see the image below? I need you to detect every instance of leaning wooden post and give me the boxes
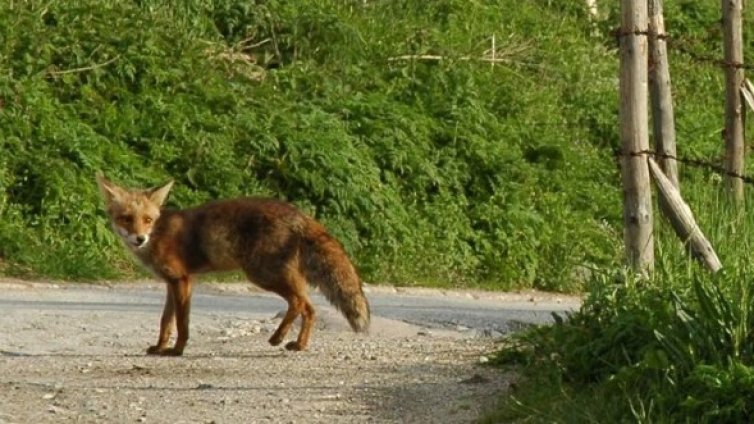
[586,0,599,19]
[620,0,654,275]
[648,0,679,189]
[722,0,745,204]
[743,79,754,112]
[648,158,723,272]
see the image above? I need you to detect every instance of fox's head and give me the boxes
[96,174,174,250]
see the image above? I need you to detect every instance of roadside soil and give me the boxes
[0,280,576,423]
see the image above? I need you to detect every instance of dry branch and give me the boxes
[201,40,266,82]
[387,54,514,64]
[47,56,120,77]
[389,38,532,66]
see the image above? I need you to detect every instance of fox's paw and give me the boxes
[146,345,184,356]
[146,345,168,355]
[160,347,184,356]
[268,334,284,346]
[284,341,306,351]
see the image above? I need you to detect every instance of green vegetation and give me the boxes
[1,0,627,287]
[487,191,754,422]
[479,0,754,419]
[0,1,744,291]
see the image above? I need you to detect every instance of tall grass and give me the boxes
[487,182,754,422]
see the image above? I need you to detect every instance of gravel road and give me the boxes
[0,279,579,423]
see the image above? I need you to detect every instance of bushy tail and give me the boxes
[300,220,370,333]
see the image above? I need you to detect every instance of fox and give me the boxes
[96,174,370,356]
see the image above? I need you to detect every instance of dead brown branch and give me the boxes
[47,55,120,77]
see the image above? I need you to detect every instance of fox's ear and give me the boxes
[96,173,125,203]
[147,180,174,207]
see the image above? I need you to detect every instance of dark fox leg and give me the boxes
[268,294,301,347]
[268,293,316,351]
[147,283,175,355]
[169,276,193,356]
[251,265,316,351]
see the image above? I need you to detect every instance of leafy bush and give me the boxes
[489,189,754,421]
[0,0,746,291]
[0,0,628,287]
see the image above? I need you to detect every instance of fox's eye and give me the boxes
[144,217,153,224]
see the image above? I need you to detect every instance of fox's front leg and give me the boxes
[170,276,193,356]
[147,283,175,355]
[147,276,192,356]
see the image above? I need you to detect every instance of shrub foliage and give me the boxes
[0,0,734,290]
[0,0,627,286]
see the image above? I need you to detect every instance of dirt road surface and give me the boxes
[0,280,579,423]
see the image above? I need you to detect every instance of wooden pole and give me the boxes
[722,0,745,204]
[648,0,679,189]
[620,0,654,274]
[648,158,722,273]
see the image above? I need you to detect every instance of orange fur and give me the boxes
[97,175,370,356]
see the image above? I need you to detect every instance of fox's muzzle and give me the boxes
[116,226,150,249]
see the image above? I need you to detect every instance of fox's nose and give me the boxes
[135,235,147,245]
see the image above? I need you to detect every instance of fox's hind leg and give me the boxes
[247,266,316,351]
[268,292,316,351]
[286,296,315,351]
[268,294,301,347]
